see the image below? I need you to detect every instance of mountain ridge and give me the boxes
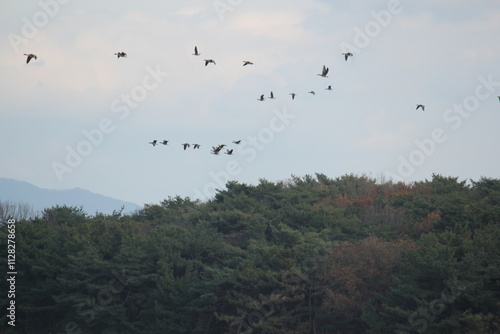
[0,178,141,215]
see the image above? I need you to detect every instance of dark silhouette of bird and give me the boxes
[211,145,223,155]
[193,144,201,149]
[269,91,276,99]
[416,104,425,111]
[114,52,127,58]
[233,140,241,144]
[160,140,169,145]
[308,91,315,96]
[342,52,353,61]
[204,59,216,66]
[24,53,37,63]
[182,143,191,150]
[193,46,201,56]
[289,93,296,100]
[243,60,253,66]
[258,94,265,101]
[325,85,332,90]
[149,140,158,146]
[318,65,329,78]
[225,149,234,155]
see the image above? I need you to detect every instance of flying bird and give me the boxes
[149,140,158,146]
[114,52,127,58]
[308,91,316,96]
[232,140,241,144]
[211,146,223,155]
[225,149,234,155]
[317,65,329,78]
[243,61,253,66]
[204,59,216,66]
[161,140,169,145]
[258,94,265,101]
[193,46,201,56]
[325,85,332,90]
[269,91,276,99]
[342,52,353,61]
[24,53,37,64]
[193,144,201,149]
[289,93,296,100]
[182,143,191,150]
[416,104,425,111]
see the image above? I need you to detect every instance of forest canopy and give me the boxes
[1,173,499,334]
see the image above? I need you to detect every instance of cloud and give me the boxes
[359,121,417,151]
[229,9,313,41]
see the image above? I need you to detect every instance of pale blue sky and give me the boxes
[1,0,499,206]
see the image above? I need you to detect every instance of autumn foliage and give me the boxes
[1,173,499,333]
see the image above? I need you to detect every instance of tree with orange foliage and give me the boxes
[320,236,416,331]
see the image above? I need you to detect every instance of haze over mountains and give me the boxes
[0,178,141,216]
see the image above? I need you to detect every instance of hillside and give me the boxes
[0,173,499,334]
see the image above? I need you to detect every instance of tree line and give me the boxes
[1,173,499,333]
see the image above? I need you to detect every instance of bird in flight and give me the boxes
[211,145,224,155]
[243,61,253,66]
[342,52,353,61]
[416,104,425,111]
[225,149,234,155]
[309,91,316,96]
[114,52,127,58]
[233,140,241,144]
[193,144,201,149]
[160,140,169,145]
[149,140,158,146]
[289,93,296,100]
[204,59,216,66]
[193,46,201,56]
[269,91,276,99]
[318,65,329,78]
[325,85,332,90]
[258,94,265,101]
[24,53,37,64]
[182,143,191,150]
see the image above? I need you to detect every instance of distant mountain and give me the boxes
[0,178,142,216]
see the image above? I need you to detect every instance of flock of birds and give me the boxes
[23,47,435,156]
[148,139,239,156]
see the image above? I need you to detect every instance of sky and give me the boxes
[1,0,499,206]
